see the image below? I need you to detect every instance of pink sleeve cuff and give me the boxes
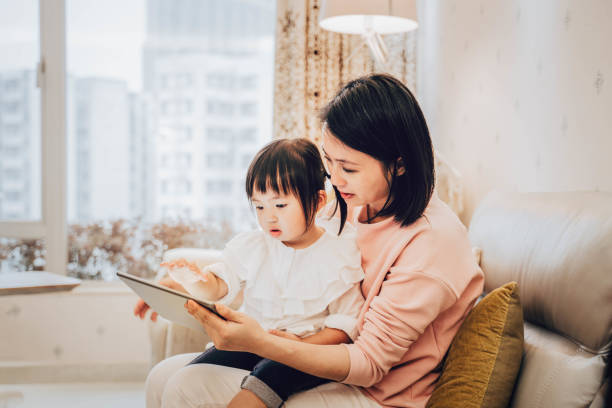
[341,343,370,386]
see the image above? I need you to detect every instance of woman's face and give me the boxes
[321,130,391,214]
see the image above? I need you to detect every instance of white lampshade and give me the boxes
[319,0,418,35]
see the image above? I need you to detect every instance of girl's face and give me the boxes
[322,130,392,215]
[251,189,322,249]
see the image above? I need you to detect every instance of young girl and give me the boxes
[158,138,365,408]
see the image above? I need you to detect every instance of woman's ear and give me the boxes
[395,158,406,176]
[316,190,327,212]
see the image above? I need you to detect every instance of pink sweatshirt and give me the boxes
[342,195,484,408]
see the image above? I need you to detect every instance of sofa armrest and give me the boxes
[147,317,211,369]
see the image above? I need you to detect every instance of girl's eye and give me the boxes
[255,206,264,211]
[343,168,357,174]
[275,204,287,208]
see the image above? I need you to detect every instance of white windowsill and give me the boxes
[0,272,134,296]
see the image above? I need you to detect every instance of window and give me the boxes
[240,75,257,90]
[207,100,234,117]
[4,78,21,92]
[240,102,257,117]
[161,99,193,115]
[207,206,233,222]
[206,127,234,143]
[0,1,41,224]
[207,153,234,168]
[1,0,275,279]
[159,126,192,143]
[242,154,254,167]
[207,72,234,90]
[239,128,257,143]
[161,152,193,169]
[207,180,232,194]
[161,178,192,195]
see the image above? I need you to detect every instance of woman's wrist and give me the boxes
[252,329,280,357]
[253,331,351,381]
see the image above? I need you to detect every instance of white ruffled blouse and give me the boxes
[199,218,364,340]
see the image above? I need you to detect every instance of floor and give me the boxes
[0,382,145,408]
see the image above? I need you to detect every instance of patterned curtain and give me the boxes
[273,0,463,216]
[273,0,416,144]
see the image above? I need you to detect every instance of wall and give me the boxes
[417,0,612,224]
[0,282,151,382]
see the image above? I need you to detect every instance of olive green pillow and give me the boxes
[426,282,524,408]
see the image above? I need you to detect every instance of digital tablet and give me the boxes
[117,271,223,333]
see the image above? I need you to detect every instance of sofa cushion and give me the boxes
[468,191,612,353]
[509,323,606,408]
[426,282,523,408]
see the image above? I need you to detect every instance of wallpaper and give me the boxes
[418,0,612,223]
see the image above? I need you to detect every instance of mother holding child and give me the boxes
[135,73,484,408]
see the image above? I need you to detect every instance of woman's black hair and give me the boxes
[245,138,347,234]
[320,73,435,227]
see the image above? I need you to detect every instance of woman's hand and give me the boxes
[187,300,351,381]
[268,329,302,342]
[185,300,268,353]
[133,276,186,321]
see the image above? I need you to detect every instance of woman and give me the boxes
[145,73,484,408]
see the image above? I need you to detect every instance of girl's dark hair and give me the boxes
[245,138,347,234]
[320,73,435,227]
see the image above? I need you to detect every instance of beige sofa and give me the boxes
[148,191,611,407]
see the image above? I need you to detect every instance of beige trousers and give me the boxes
[145,353,381,408]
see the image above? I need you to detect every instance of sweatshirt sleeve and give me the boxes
[342,269,457,387]
[339,197,485,389]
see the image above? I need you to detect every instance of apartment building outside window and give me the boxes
[0,0,275,280]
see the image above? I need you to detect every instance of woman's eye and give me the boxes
[275,204,287,208]
[343,168,357,174]
[255,206,264,210]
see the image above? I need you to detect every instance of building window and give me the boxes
[206,180,232,194]
[206,127,233,143]
[238,128,257,143]
[240,102,257,116]
[240,75,256,90]
[207,206,233,221]
[206,100,234,117]
[207,72,234,90]
[242,154,254,167]
[207,153,234,168]
[4,79,20,92]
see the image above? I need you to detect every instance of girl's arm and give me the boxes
[270,327,350,345]
[301,327,350,345]
[186,301,351,381]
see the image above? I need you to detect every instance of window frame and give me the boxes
[0,0,67,275]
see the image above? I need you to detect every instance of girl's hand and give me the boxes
[160,258,203,277]
[133,297,157,321]
[185,301,268,353]
[268,329,302,342]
